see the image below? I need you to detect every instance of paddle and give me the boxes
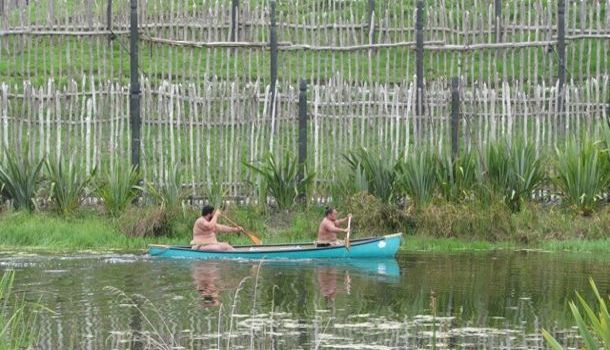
[221,214,263,245]
[345,216,352,251]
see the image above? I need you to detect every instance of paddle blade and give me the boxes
[243,230,263,245]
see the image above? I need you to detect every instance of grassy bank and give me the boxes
[0,202,608,253]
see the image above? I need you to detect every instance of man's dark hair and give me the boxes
[324,207,335,216]
[202,205,215,217]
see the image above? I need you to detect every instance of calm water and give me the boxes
[3,250,610,349]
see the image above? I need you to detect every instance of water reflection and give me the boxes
[190,258,400,307]
[5,251,609,349]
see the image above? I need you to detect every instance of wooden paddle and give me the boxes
[345,216,352,250]
[221,214,263,245]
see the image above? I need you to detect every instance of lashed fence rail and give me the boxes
[0,75,607,197]
[0,0,609,197]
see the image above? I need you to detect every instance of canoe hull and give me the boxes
[148,233,402,260]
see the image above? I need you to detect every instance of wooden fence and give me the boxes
[0,0,609,197]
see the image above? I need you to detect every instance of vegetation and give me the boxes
[0,148,44,212]
[245,152,314,210]
[45,155,95,216]
[0,271,42,350]
[543,278,610,350]
[553,138,610,216]
[0,131,606,252]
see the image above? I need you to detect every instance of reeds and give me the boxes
[543,278,610,350]
[0,271,41,349]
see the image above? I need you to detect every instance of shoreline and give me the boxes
[0,208,608,255]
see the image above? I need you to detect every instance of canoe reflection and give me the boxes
[191,258,400,307]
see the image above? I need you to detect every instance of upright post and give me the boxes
[557,0,566,123]
[451,77,460,160]
[129,0,141,169]
[231,0,239,41]
[494,0,502,42]
[368,0,375,48]
[297,79,308,199]
[269,0,278,117]
[107,0,113,44]
[415,0,425,116]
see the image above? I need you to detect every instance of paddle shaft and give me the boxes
[345,216,351,250]
[220,214,263,245]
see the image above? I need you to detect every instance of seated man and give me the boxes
[316,207,352,247]
[191,205,243,251]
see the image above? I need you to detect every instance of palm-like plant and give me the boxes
[245,152,314,210]
[330,164,368,205]
[205,176,229,209]
[146,163,188,213]
[553,138,609,216]
[45,155,95,215]
[395,150,438,209]
[344,147,396,203]
[436,151,478,202]
[542,278,610,350]
[96,163,141,217]
[481,140,546,212]
[0,148,44,211]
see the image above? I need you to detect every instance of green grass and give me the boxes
[0,201,609,253]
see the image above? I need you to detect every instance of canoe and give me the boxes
[148,232,402,260]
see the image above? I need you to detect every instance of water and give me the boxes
[3,250,609,349]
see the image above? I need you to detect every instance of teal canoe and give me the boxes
[148,232,402,260]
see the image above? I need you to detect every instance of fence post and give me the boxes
[494,0,502,42]
[231,0,239,41]
[415,0,425,117]
[297,79,308,199]
[451,77,460,160]
[269,0,278,117]
[557,0,566,124]
[129,0,141,169]
[107,0,113,44]
[368,0,375,48]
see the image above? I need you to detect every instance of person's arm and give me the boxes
[200,210,223,231]
[216,224,242,233]
[323,221,348,234]
[335,214,352,226]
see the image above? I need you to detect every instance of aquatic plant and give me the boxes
[245,152,314,210]
[0,271,42,349]
[0,148,44,212]
[96,162,141,217]
[45,154,95,215]
[344,147,396,203]
[553,138,609,216]
[542,278,610,350]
